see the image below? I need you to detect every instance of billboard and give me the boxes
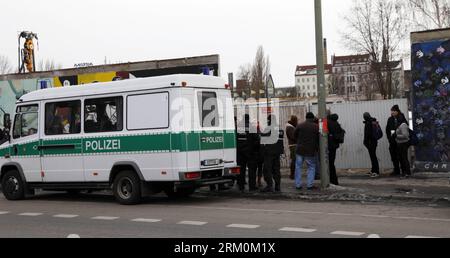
[411,30,450,172]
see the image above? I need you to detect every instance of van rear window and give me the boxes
[198,91,219,128]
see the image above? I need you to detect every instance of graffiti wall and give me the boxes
[412,39,450,172]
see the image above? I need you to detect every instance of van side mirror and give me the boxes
[3,114,11,130]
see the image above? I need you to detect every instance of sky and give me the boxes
[1,0,355,87]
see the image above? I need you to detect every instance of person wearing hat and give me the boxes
[294,112,320,190]
[386,105,407,177]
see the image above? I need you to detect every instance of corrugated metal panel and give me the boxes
[311,99,408,169]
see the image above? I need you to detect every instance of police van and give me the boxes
[0,74,239,204]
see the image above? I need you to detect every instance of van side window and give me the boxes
[45,101,81,135]
[198,92,219,127]
[84,97,123,133]
[13,105,39,139]
[127,93,169,130]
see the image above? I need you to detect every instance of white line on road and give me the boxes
[0,211,10,215]
[227,224,261,229]
[367,234,381,238]
[178,221,208,226]
[279,227,317,233]
[67,234,81,238]
[132,218,162,223]
[53,214,79,219]
[331,231,365,236]
[91,216,119,221]
[18,213,43,217]
[405,235,439,238]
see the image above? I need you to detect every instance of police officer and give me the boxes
[236,114,259,192]
[261,114,284,193]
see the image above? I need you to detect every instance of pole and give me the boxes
[314,0,330,189]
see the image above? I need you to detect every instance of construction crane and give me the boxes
[18,31,38,73]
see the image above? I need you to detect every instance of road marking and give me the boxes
[0,211,10,215]
[19,213,43,217]
[279,227,317,233]
[91,216,119,221]
[67,234,80,238]
[367,234,381,238]
[405,235,439,238]
[360,214,390,219]
[331,231,365,236]
[178,221,208,226]
[132,218,162,223]
[53,214,79,219]
[227,224,260,229]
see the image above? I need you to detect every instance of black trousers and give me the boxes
[263,154,281,190]
[237,152,257,190]
[389,143,401,174]
[397,143,411,176]
[289,146,297,178]
[366,145,380,174]
[329,147,339,185]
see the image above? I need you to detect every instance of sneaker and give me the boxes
[307,186,319,191]
[296,187,303,191]
[370,173,380,178]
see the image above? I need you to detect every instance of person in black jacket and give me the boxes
[328,114,345,185]
[236,114,259,192]
[260,114,284,193]
[386,105,406,177]
[363,112,380,177]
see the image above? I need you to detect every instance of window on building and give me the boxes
[45,101,81,135]
[84,97,123,133]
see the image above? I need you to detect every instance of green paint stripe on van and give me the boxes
[1,131,236,157]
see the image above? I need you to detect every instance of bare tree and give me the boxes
[342,0,407,99]
[0,55,12,75]
[38,59,63,71]
[407,0,450,29]
[237,46,271,100]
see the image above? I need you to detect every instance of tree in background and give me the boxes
[408,0,450,30]
[237,46,271,100]
[37,59,63,71]
[342,0,407,99]
[0,55,12,75]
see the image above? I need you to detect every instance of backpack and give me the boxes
[409,129,419,146]
[372,121,383,140]
[333,127,346,144]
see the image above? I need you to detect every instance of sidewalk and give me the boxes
[198,169,450,207]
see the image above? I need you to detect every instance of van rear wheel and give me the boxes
[113,171,142,205]
[1,170,26,201]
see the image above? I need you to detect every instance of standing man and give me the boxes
[294,112,320,190]
[286,115,299,180]
[363,112,382,178]
[394,120,412,178]
[261,114,284,193]
[386,105,406,177]
[327,113,345,185]
[236,114,259,192]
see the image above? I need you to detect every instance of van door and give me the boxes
[40,100,85,182]
[10,104,42,182]
[196,91,225,170]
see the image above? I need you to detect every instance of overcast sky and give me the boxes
[1,0,355,86]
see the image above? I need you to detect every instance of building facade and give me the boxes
[295,64,333,99]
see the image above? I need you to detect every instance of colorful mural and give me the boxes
[412,39,450,171]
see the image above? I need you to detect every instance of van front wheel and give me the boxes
[1,170,26,201]
[113,171,142,205]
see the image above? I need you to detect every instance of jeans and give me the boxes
[295,155,317,188]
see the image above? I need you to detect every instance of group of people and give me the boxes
[363,105,412,178]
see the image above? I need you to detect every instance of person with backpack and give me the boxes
[386,105,407,177]
[328,113,345,185]
[393,120,412,178]
[363,112,382,178]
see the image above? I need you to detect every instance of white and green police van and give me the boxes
[0,74,239,204]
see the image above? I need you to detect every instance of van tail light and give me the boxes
[185,172,201,180]
[230,167,241,175]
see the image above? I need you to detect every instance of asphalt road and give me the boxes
[0,191,449,238]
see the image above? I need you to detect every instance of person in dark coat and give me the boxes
[294,112,319,190]
[327,114,345,185]
[386,105,407,177]
[285,115,298,180]
[363,112,380,177]
[261,114,284,193]
[236,114,259,192]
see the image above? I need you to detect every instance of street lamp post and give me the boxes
[314,0,330,189]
